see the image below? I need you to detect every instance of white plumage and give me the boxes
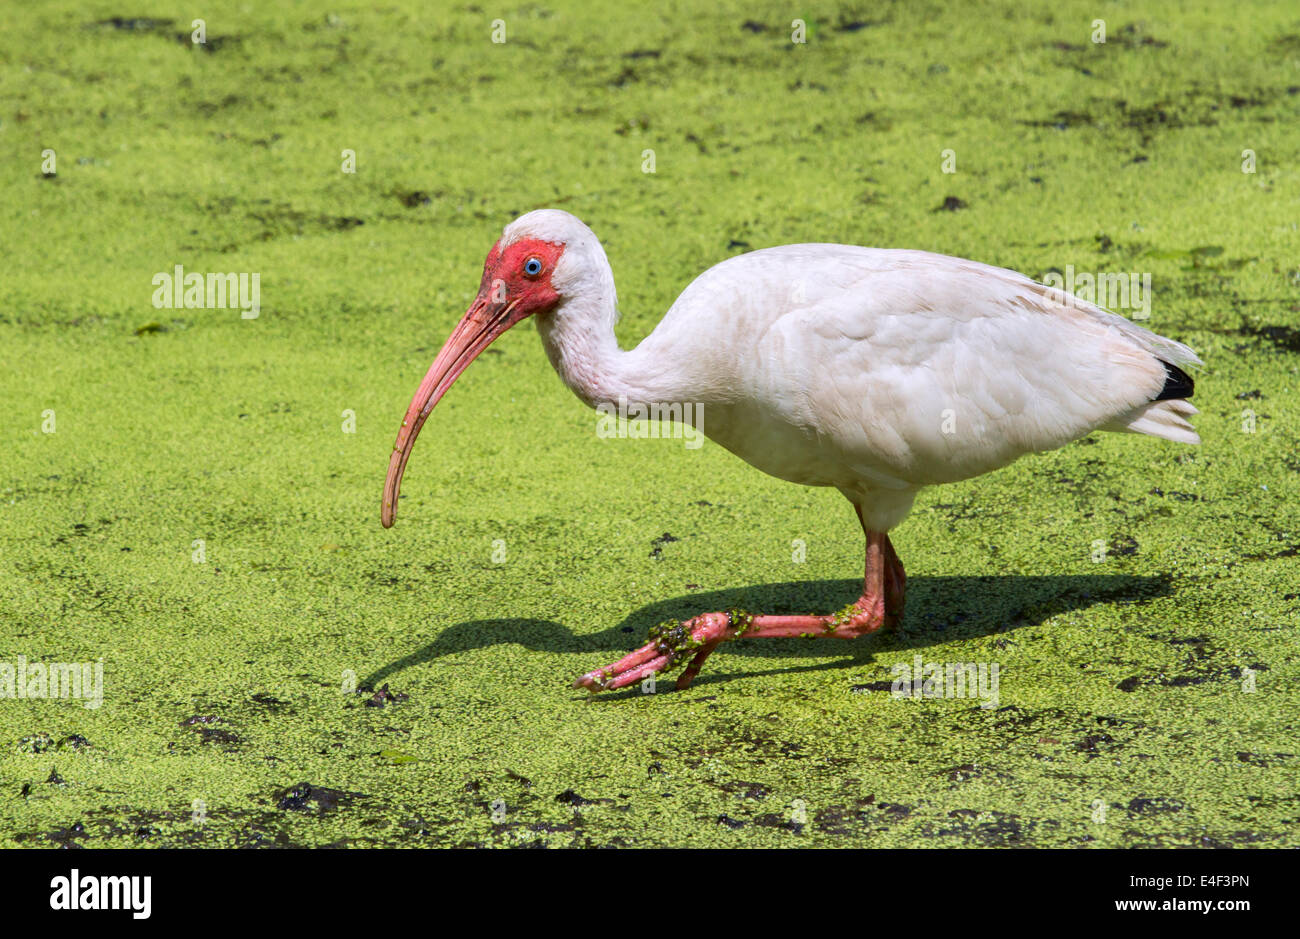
[384,209,1202,692]
[516,212,1201,531]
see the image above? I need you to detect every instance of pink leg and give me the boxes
[572,527,906,693]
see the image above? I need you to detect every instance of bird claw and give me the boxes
[572,610,748,694]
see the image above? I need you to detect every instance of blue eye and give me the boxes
[523,257,543,276]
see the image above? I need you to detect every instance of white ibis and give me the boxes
[382,210,1201,693]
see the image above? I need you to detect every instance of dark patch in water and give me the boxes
[1120,102,1184,132]
[179,714,240,745]
[1237,751,1293,768]
[195,727,240,744]
[851,679,895,693]
[991,706,1068,731]
[609,65,639,88]
[1109,534,1139,556]
[91,17,167,32]
[1239,323,1300,354]
[934,196,967,212]
[249,693,288,712]
[17,733,55,753]
[391,188,434,208]
[359,683,409,708]
[1118,661,1266,691]
[12,799,438,849]
[752,812,803,832]
[1020,110,1094,130]
[1243,542,1300,560]
[814,801,866,835]
[649,532,679,561]
[1074,732,1115,756]
[1228,94,1266,109]
[935,809,1036,845]
[1113,23,1168,48]
[941,763,1012,784]
[274,782,364,815]
[174,32,242,54]
[707,779,769,801]
[45,822,87,849]
[1268,35,1300,56]
[249,207,365,240]
[179,714,220,725]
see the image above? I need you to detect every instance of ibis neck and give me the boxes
[535,297,667,410]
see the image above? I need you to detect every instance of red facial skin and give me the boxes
[381,237,565,528]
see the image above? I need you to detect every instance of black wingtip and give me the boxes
[1154,360,1194,401]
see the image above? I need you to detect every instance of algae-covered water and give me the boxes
[1,1,1297,847]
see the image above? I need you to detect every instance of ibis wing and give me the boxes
[748,248,1201,488]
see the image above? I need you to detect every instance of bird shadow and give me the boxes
[363,573,1172,698]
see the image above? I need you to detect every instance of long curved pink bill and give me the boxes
[381,294,515,528]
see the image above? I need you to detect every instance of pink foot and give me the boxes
[572,595,897,694]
